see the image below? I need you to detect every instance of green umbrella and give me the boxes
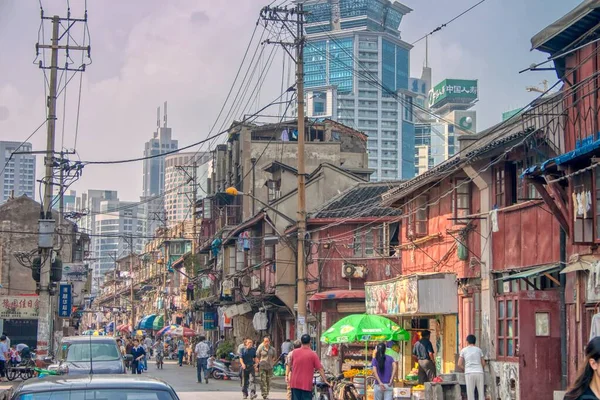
[152,315,164,330]
[320,314,409,344]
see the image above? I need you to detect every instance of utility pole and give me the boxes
[36,12,89,359]
[260,3,307,336]
[112,252,118,336]
[129,234,135,328]
[191,161,198,255]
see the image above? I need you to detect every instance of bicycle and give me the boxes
[7,358,36,381]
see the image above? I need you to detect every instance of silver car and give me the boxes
[50,336,132,375]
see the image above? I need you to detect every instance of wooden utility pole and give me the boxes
[295,2,307,336]
[192,161,198,255]
[260,3,307,336]
[36,12,89,358]
[130,235,135,328]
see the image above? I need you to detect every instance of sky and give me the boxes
[0,0,582,202]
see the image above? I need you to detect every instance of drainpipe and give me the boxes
[251,158,257,215]
[560,226,567,389]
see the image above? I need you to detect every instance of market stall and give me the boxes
[321,314,409,399]
[365,273,459,391]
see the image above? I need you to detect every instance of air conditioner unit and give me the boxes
[342,263,366,279]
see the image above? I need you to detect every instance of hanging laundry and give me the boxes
[587,191,593,213]
[572,192,577,222]
[240,231,251,250]
[490,208,499,233]
[591,313,600,342]
[291,130,298,141]
[280,129,289,141]
[577,192,585,217]
[253,308,268,331]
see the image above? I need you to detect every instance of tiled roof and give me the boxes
[311,182,403,219]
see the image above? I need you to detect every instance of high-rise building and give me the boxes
[0,141,36,203]
[302,0,415,181]
[414,78,478,174]
[164,152,212,226]
[142,102,178,237]
[78,190,145,294]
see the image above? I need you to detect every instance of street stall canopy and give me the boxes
[138,315,158,330]
[309,290,365,313]
[321,314,409,344]
[500,264,561,281]
[152,315,165,330]
[365,273,458,316]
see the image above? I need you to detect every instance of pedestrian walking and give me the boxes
[0,336,9,382]
[285,340,302,400]
[194,335,211,384]
[130,339,146,375]
[565,336,600,399]
[256,335,277,400]
[281,339,293,356]
[240,339,258,399]
[412,330,436,383]
[458,335,486,400]
[372,343,396,400]
[289,334,327,400]
[237,337,248,356]
[177,338,186,366]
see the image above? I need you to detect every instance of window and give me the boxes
[452,179,470,224]
[493,167,505,207]
[497,295,518,359]
[407,195,428,238]
[493,164,517,208]
[352,229,376,257]
[352,231,362,256]
[365,229,374,255]
[267,180,281,202]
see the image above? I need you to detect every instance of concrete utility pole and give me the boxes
[192,161,198,255]
[36,12,89,359]
[129,235,135,328]
[260,3,307,336]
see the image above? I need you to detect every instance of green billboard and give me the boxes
[428,79,478,108]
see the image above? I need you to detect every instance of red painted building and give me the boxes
[526,0,600,390]
[379,90,566,399]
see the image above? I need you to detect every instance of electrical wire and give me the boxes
[0,119,48,179]
[410,0,489,45]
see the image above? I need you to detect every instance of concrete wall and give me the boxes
[0,196,76,296]
[266,166,365,310]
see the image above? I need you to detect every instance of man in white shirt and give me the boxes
[194,336,211,384]
[458,335,486,400]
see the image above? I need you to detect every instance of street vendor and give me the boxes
[412,330,436,384]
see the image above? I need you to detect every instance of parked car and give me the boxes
[11,375,180,400]
[49,336,132,375]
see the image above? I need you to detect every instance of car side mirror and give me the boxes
[123,354,133,361]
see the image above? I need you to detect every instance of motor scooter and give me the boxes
[211,353,241,380]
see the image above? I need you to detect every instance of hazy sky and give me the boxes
[0,0,581,201]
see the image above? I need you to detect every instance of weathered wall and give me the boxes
[0,196,76,296]
[490,361,519,400]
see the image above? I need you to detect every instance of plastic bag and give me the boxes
[273,364,285,376]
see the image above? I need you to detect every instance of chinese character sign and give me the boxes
[428,79,478,108]
[0,296,40,319]
[58,284,72,318]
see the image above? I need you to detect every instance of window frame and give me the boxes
[493,166,506,208]
[452,179,471,224]
[496,294,519,361]
[573,169,594,244]
[407,195,428,238]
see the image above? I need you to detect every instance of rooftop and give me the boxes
[311,182,404,219]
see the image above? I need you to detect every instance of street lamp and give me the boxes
[224,187,295,225]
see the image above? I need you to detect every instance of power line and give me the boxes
[410,0,489,45]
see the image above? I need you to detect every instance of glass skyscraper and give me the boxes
[0,141,36,203]
[302,0,415,180]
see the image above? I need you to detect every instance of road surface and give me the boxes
[143,360,286,400]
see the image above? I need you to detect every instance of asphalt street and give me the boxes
[143,360,286,400]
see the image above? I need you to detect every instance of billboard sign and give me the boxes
[58,284,72,318]
[0,296,40,319]
[428,79,478,108]
[62,263,88,282]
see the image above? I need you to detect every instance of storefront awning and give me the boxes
[501,264,561,281]
[561,255,597,274]
[309,290,365,302]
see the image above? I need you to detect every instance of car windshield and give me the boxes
[65,343,120,362]
[16,390,174,400]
